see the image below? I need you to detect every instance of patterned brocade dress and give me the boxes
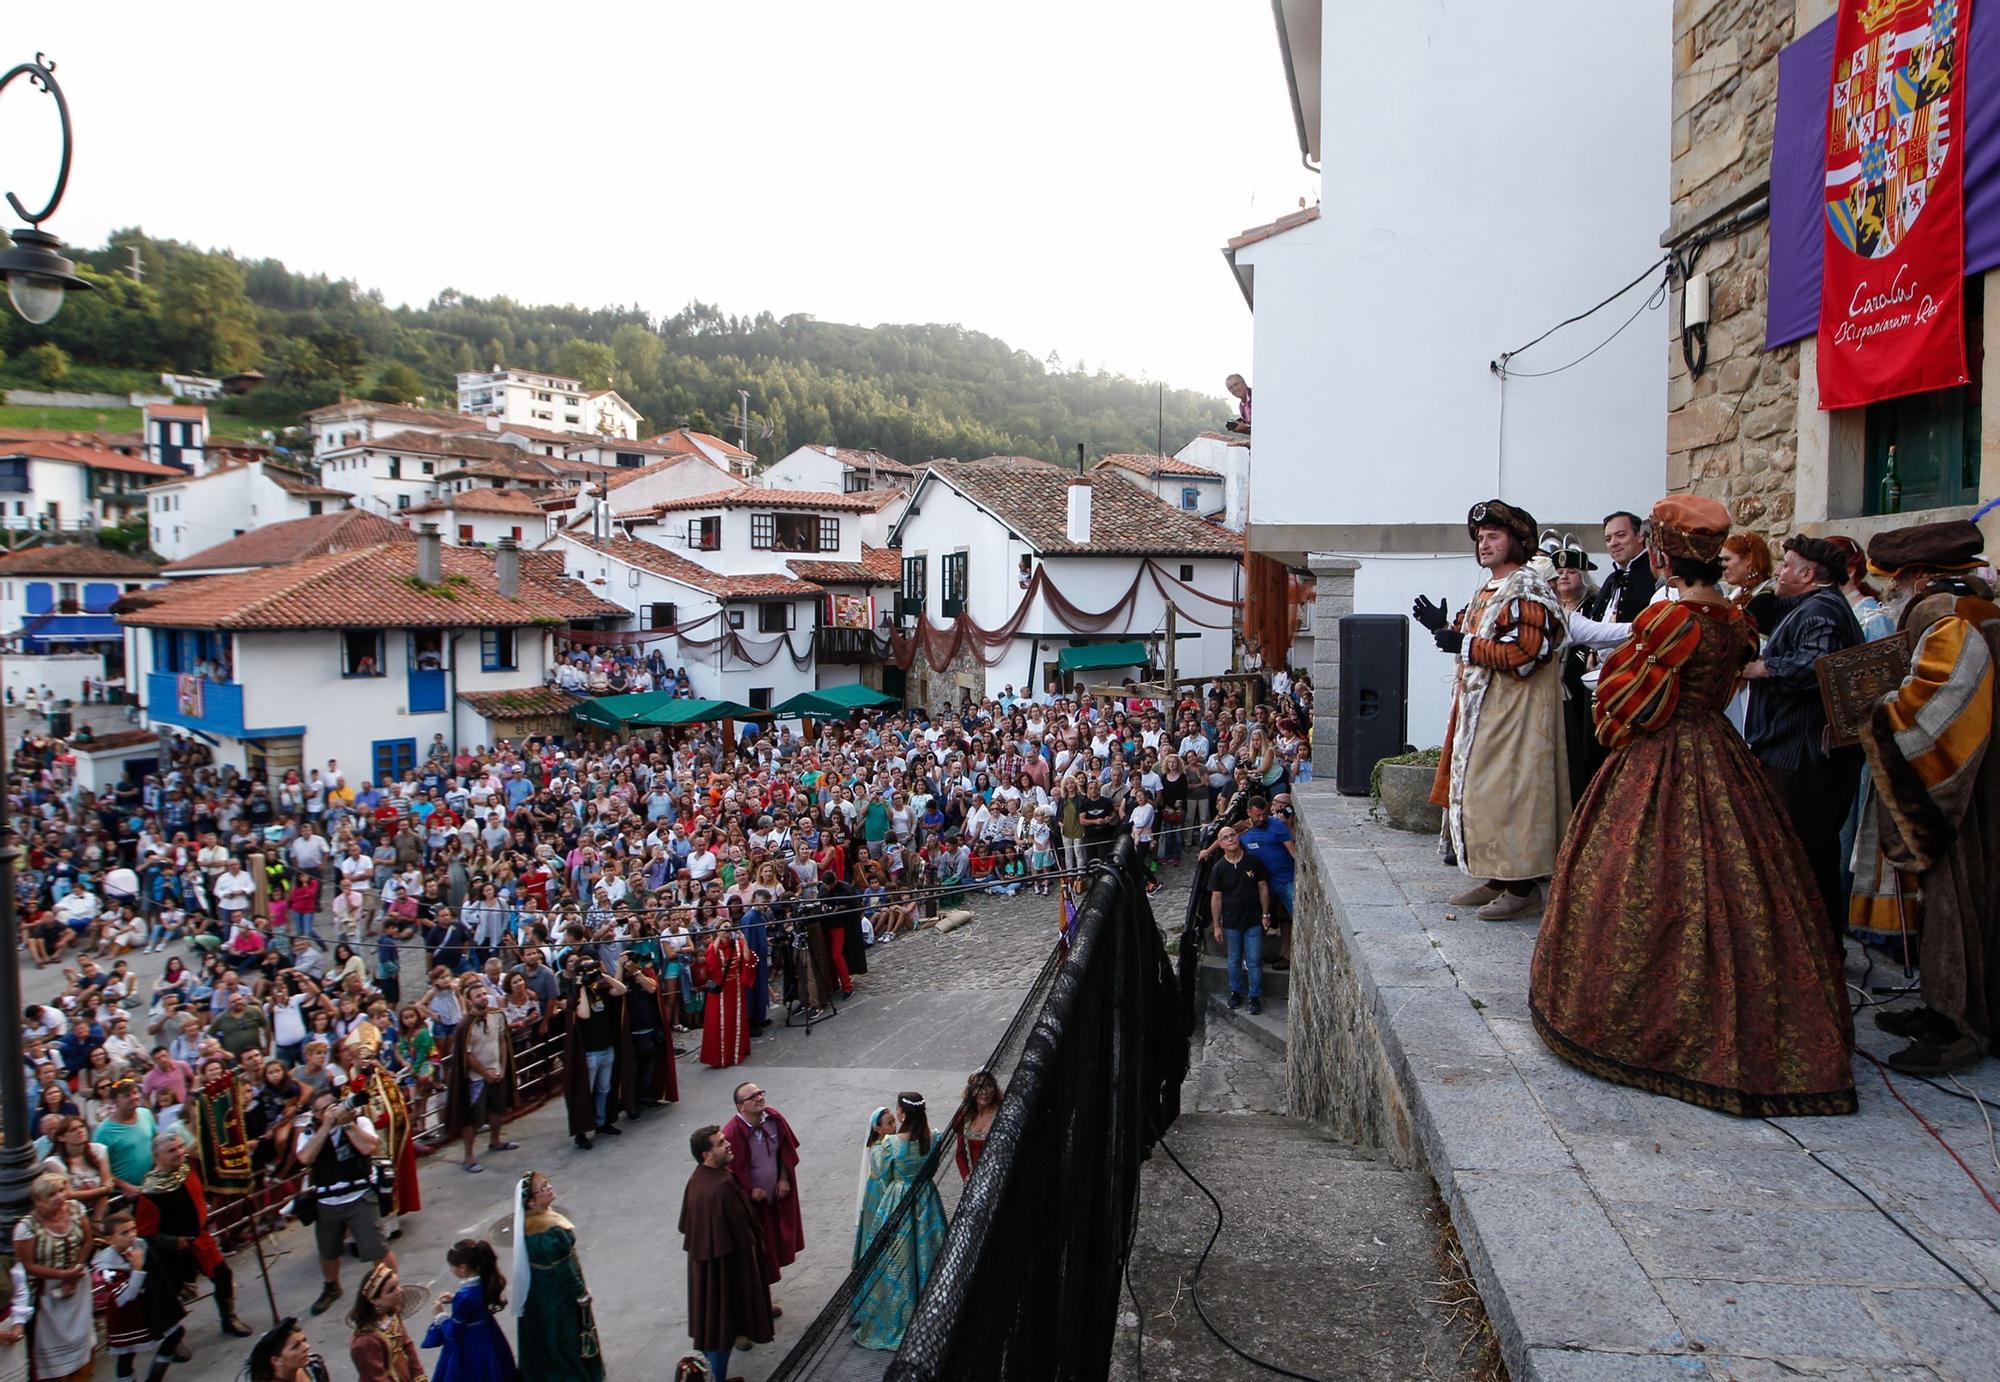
[1530,602,1858,1117]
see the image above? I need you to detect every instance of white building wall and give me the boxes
[630,503,862,577]
[426,510,533,547]
[3,652,102,704]
[9,459,91,532]
[600,458,743,516]
[146,466,327,561]
[761,449,845,492]
[319,450,442,516]
[1236,0,1666,541]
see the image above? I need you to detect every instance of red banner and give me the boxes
[1816,0,1974,408]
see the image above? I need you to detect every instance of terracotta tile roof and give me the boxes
[263,465,348,499]
[302,400,469,429]
[72,729,161,752]
[126,542,624,630]
[960,454,1065,469]
[161,509,414,574]
[1096,452,1222,479]
[1224,204,1320,251]
[0,440,184,479]
[562,533,821,600]
[485,422,599,446]
[405,487,546,517]
[648,428,755,461]
[1195,431,1251,447]
[925,464,1239,557]
[0,428,142,455]
[804,446,913,477]
[786,544,901,585]
[0,544,162,578]
[145,403,208,421]
[457,686,586,718]
[629,486,881,517]
[356,430,547,465]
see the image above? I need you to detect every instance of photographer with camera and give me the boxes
[294,1084,394,1318]
[561,955,629,1150]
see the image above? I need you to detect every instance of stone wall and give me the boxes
[1664,0,1804,546]
[1284,795,1421,1168]
[1304,555,1357,781]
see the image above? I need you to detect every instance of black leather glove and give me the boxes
[1434,628,1465,655]
[1411,594,1450,632]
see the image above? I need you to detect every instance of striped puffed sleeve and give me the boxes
[1467,598,1555,677]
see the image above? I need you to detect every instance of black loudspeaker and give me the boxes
[1337,614,1409,795]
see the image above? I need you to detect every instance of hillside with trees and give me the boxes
[0,229,1225,464]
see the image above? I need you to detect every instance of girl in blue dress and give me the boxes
[422,1239,518,1382]
[850,1092,949,1350]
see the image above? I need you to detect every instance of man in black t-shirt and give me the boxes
[1207,825,1274,1014]
[1078,788,1118,864]
[562,956,629,1149]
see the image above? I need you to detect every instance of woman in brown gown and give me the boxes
[1530,495,1857,1117]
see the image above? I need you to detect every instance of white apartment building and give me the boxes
[889,461,1240,704]
[1231,0,1667,743]
[457,368,642,440]
[145,460,349,562]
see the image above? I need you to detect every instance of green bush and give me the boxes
[19,342,69,388]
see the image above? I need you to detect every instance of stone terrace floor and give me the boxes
[1295,785,2000,1382]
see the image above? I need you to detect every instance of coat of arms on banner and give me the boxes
[1825,0,1958,258]
[830,593,873,629]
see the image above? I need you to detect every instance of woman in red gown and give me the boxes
[701,918,754,1069]
[1531,495,1856,1118]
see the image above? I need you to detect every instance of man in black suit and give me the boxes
[1589,511,1657,623]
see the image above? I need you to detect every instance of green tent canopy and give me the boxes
[569,691,681,728]
[1056,641,1149,674]
[769,684,901,719]
[629,697,757,726]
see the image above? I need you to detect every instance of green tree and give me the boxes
[158,252,259,372]
[550,338,618,389]
[610,323,664,391]
[367,360,425,402]
[20,341,69,387]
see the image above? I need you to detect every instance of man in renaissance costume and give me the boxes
[1415,499,1570,920]
[722,1080,804,1287]
[1857,520,2000,1075]
[135,1133,253,1344]
[680,1124,775,1382]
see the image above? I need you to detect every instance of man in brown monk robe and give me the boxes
[680,1123,775,1381]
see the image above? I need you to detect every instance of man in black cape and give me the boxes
[680,1123,775,1382]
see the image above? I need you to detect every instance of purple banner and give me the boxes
[1767,6,2000,350]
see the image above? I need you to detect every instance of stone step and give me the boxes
[1117,1113,1469,1381]
[1196,951,1291,1001]
[1204,990,1287,1056]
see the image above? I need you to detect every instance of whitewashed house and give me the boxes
[1094,453,1226,520]
[121,528,622,780]
[145,459,350,562]
[586,390,644,439]
[548,532,822,711]
[304,400,473,456]
[0,441,182,535]
[0,544,161,704]
[319,431,570,516]
[645,429,758,480]
[1230,0,1667,743]
[785,546,902,693]
[401,487,545,547]
[1174,433,1252,532]
[889,460,1241,704]
[615,486,881,577]
[142,403,209,473]
[763,445,914,495]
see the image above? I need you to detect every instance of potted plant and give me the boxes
[1371,749,1443,834]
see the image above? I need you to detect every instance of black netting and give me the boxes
[768,836,1190,1382]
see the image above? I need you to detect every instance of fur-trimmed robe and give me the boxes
[1429,565,1571,880]
[1860,582,2000,1052]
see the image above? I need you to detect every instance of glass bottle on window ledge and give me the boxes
[1878,444,1901,515]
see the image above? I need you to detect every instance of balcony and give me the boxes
[145,671,272,739]
[815,627,887,665]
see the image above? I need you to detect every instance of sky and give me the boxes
[19,1,1314,396]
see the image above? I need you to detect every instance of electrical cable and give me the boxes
[1952,1073,2000,1176]
[1856,1051,2000,1219]
[1492,253,1671,371]
[1142,1112,1329,1382]
[1497,269,1671,380]
[1762,1116,2000,1316]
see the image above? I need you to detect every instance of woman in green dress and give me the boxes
[509,1172,604,1381]
[849,1092,949,1351]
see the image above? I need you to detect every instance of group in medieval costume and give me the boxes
[1422,487,1999,1112]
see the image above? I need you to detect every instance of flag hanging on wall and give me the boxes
[1817,0,1975,408]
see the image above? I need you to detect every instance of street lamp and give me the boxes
[0,54,90,324]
